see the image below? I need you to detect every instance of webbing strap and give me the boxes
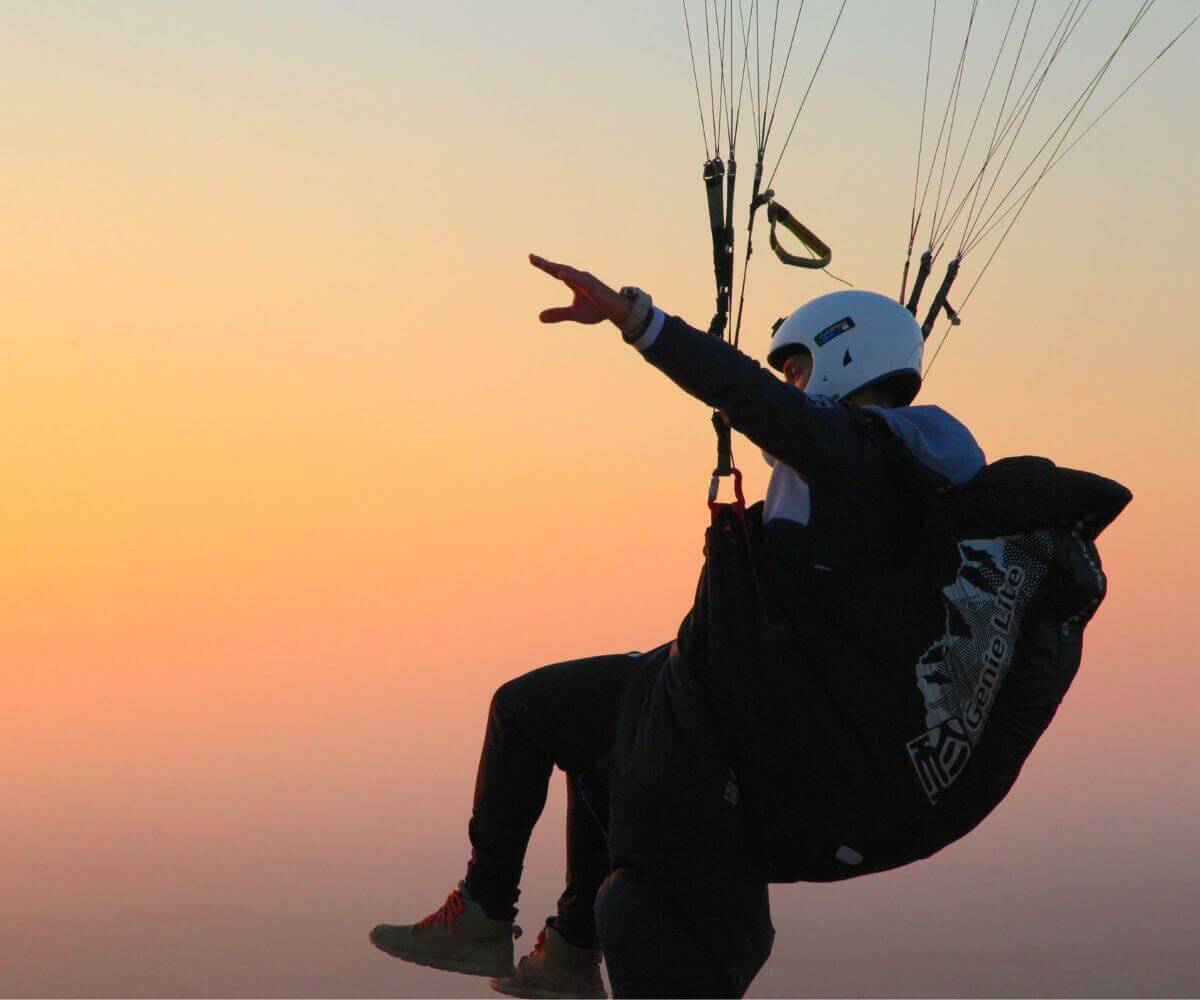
[711,409,733,475]
[922,257,962,340]
[704,158,733,338]
[703,157,739,507]
[905,250,933,317]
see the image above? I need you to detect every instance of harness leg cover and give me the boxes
[595,867,773,999]
[609,412,1131,885]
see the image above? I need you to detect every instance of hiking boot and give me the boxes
[369,883,522,978]
[490,920,607,999]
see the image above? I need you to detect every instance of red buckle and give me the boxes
[708,467,745,516]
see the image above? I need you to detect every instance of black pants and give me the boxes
[461,651,773,997]
[463,651,636,948]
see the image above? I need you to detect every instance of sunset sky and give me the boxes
[2,2,1197,997]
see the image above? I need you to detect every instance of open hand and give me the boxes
[529,254,631,327]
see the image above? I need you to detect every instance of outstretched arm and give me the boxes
[529,254,872,480]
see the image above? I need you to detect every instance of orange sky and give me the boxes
[2,2,1198,996]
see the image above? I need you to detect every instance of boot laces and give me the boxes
[417,889,466,930]
[514,926,548,971]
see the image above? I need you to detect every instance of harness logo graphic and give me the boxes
[906,534,1051,803]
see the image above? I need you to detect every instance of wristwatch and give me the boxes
[618,286,654,343]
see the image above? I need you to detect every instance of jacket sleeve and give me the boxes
[636,311,885,483]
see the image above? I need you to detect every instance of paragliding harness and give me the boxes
[681,413,1130,882]
[676,9,1132,877]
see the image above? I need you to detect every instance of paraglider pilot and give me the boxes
[368,254,1125,998]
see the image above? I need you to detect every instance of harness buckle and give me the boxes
[708,467,746,516]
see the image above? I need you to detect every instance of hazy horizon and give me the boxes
[2,2,1197,997]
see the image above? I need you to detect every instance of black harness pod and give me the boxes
[609,412,1131,885]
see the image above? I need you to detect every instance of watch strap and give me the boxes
[619,287,653,343]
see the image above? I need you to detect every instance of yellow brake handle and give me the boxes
[766,199,832,270]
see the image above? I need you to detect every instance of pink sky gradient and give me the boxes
[2,2,1197,996]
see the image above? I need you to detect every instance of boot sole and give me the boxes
[369,934,514,978]
[489,979,607,1000]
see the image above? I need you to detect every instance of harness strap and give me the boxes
[905,250,933,317]
[711,409,733,476]
[922,257,962,340]
[703,158,733,338]
[702,158,740,508]
[708,409,744,520]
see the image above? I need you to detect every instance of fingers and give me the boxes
[530,253,614,325]
[530,253,589,290]
[538,306,578,324]
[530,254,569,280]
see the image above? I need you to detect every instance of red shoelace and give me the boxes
[513,926,548,971]
[417,889,466,930]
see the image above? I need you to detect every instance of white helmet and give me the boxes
[767,289,923,405]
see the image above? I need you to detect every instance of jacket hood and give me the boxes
[864,404,985,485]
